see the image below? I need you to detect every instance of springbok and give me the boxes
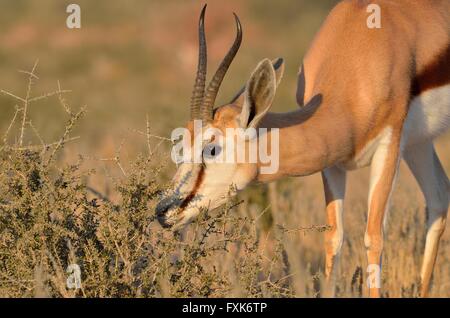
[156,1,450,297]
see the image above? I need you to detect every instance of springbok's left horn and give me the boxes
[190,4,208,120]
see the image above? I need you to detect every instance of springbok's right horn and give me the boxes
[201,12,242,123]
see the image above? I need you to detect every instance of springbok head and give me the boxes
[156,5,284,230]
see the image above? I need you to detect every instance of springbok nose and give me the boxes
[156,196,183,229]
[155,196,181,216]
[155,198,171,216]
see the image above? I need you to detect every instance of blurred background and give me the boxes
[0,0,337,158]
[0,0,343,195]
[0,0,449,297]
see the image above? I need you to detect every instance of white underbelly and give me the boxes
[402,84,450,148]
[339,84,450,170]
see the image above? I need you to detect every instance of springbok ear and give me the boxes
[230,57,284,106]
[238,59,277,129]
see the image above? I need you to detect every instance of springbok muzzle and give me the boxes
[155,195,182,228]
[155,4,242,229]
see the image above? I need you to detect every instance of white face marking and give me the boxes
[159,127,261,230]
[403,84,450,149]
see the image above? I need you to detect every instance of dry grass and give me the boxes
[0,0,448,300]
[0,66,306,298]
[0,63,449,298]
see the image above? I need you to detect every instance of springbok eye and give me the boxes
[203,143,222,160]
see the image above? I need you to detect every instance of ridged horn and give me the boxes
[201,12,242,122]
[190,4,207,120]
